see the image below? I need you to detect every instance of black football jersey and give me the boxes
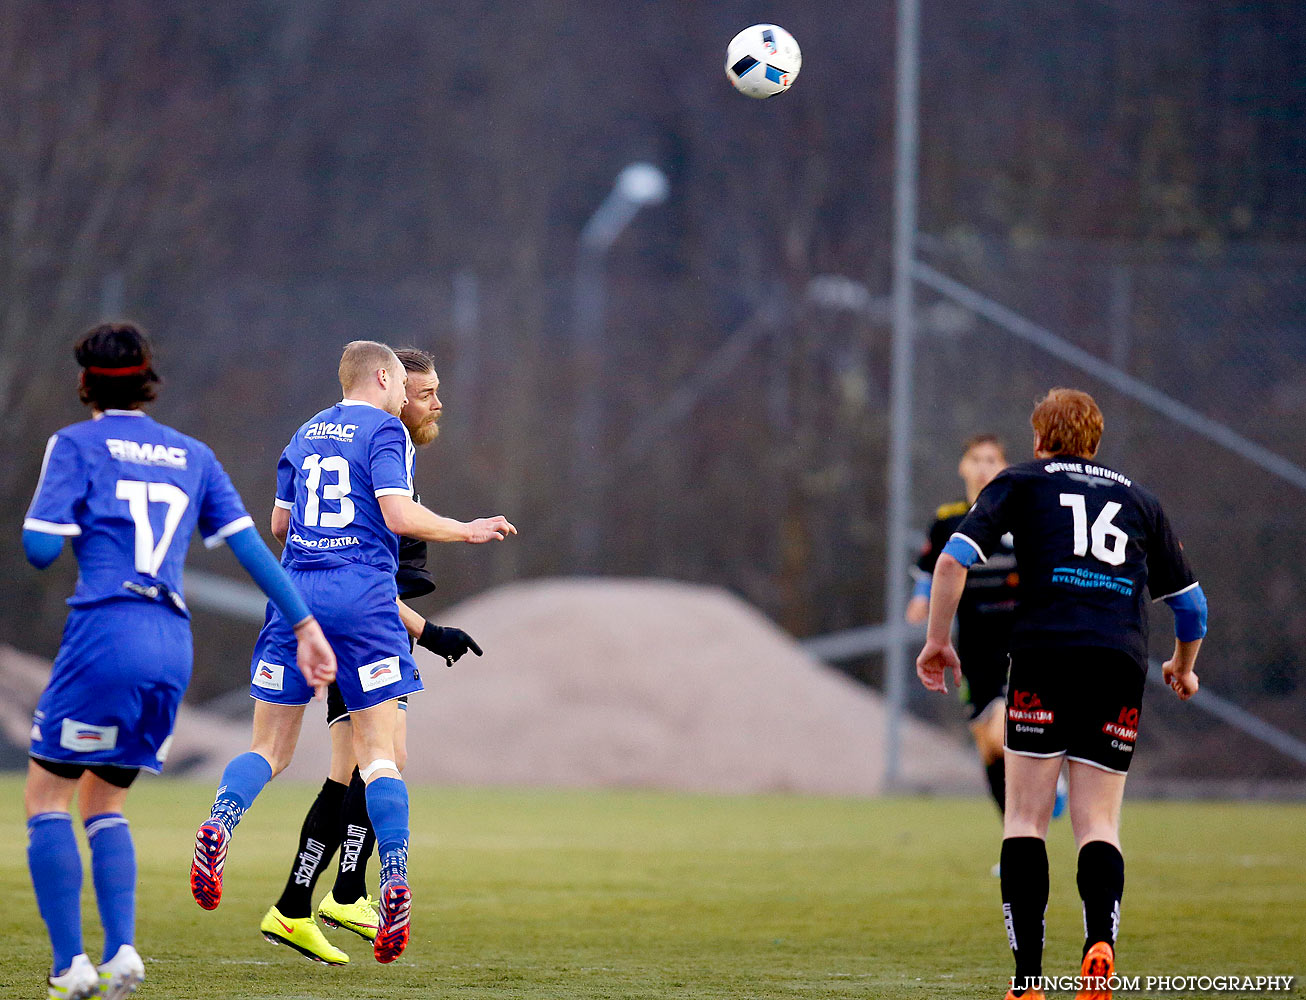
[916,500,1018,661]
[952,458,1196,669]
[394,492,436,600]
[395,534,434,600]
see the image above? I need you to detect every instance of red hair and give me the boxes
[1030,388,1103,458]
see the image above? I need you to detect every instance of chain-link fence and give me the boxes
[905,236,1306,785]
[7,237,1302,788]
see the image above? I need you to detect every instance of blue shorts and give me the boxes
[31,600,192,774]
[249,564,422,712]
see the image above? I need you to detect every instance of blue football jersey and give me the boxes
[24,409,253,615]
[274,399,414,575]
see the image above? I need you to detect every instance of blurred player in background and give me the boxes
[260,347,483,965]
[916,389,1206,1000]
[907,434,1016,816]
[189,340,513,964]
[22,324,335,1000]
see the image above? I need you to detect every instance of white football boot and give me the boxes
[96,945,145,1000]
[46,954,98,1000]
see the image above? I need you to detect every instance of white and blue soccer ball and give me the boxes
[725,24,801,99]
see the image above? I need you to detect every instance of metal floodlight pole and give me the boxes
[570,163,669,571]
[884,0,921,789]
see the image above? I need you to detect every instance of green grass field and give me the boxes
[0,777,1301,999]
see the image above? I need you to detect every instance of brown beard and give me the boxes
[408,418,439,446]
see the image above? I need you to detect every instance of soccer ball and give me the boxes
[725,24,801,99]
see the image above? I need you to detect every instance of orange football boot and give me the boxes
[1075,940,1115,1000]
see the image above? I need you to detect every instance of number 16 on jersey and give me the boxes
[1059,493,1127,566]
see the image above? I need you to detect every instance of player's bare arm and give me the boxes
[905,591,930,624]
[916,552,966,693]
[396,598,425,638]
[378,493,516,543]
[1162,637,1201,700]
[270,505,290,544]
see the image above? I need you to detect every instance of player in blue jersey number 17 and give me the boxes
[916,389,1206,1000]
[191,341,515,965]
[21,324,335,1000]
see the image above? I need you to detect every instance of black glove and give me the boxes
[417,623,483,667]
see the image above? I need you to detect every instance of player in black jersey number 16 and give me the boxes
[915,389,1206,1000]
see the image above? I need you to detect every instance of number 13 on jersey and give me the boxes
[302,454,355,528]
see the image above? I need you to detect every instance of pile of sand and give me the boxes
[2,578,980,795]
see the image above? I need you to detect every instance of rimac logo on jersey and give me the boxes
[106,438,188,468]
[253,659,285,691]
[358,656,402,692]
[60,719,119,753]
[304,421,359,442]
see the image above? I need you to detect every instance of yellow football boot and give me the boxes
[317,890,380,942]
[260,905,349,965]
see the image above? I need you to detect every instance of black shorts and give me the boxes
[957,650,1008,720]
[31,756,139,788]
[1004,646,1145,775]
[326,683,409,727]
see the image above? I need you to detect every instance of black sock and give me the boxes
[331,768,377,904]
[274,778,348,918]
[984,759,1006,815]
[1077,840,1124,955]
[1001,836,1049,993]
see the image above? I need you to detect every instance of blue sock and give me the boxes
[85,813,135,963]
[210,752,274,834]
[27,812,83,975]
[364,776,409,884]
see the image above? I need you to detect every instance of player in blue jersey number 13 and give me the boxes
[22,324,335,1000]
[191,340,515,965]
[916,389,1206,1000]
[260,347,485,967]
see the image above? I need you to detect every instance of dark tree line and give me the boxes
[2,0,1302,775]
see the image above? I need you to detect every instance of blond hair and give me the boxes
[338,340,400,395]
[1030,388,1104,458]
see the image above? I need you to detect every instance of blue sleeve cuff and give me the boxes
[22,529,64,569]
[226,525,312,627]
[1163,584,1207,641]
[941,536,982,568]
[911,576,932,600]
